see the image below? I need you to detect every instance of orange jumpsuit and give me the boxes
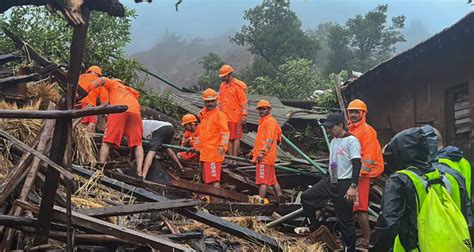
[194,108,230,184]
[178,130,198,161]
[252,114,282,186]
[218,78,248,140]
[78,73,109,124]
[81,77,142,147]
[348,113,384,211]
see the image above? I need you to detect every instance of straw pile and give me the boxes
[0,100,97,176]
[181,215,326,252]
[26,82,61,110]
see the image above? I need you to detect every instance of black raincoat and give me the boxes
[370,126,471,252]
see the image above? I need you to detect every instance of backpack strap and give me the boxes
[397,170,428,212]
[397,168,456,211]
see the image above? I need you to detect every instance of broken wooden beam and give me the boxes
[0,52,22,65]
[160,232,203,241]
[170,179,250,203]
[0,106,55,250]
[106,171,189,198]
[0,73,40,86]
[76,200,199,218]
[17,226,132,246]
[0,129,73,180]
[17,200,192,251]
[73,165,281,251]
[0,105,128,119]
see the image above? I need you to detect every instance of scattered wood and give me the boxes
[0,73,40,86]
[16,200,193,252]
[0,52,22,65]
[105,170,189,198]
[0,129,73,180]
[160,232,203,241]
[72,165,282,251]
[1,104,56,250]
[170,179,250,203]
[76,200,199,218]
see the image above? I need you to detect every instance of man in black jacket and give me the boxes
[370,126,471,251]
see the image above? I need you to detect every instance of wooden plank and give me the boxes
[0,104,55,251]
[72,165,281,251]
[106,171,189,198]
[17,200,192,251]
[455,100,470,111]
[455,108,470,120]
[0,52,22,65]
[0,148,35,206]
[76,200,199,218]
[0,105,128,119]
[34,118,69,246]
[169,179,250,202]
[221,169,269,195]
[0,73,40,86]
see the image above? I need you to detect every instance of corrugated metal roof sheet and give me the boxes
[171,92,325,126]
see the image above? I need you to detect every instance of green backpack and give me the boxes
[393,168,471,252]
[439,157,471,197]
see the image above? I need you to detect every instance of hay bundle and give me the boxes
[181,216,326,251]
[72,123,97,167]
[0,100,44,146]
[26,82,61,110]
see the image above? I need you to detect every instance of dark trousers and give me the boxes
[301,176,356,251]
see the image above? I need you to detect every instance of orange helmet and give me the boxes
[87,65,102,76]
[181,114,197,125]
[219,64,234,77]
[202,88,218,101]
[347,99,367,112]
[256,99,271,109]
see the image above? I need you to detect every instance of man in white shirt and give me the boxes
[300,113,361,252]
[142,120,183,179]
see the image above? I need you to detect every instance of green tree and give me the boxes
[231,0,320,67]
[0,6,141,83]
[197,52,225,91]
[249,58,329,100]
[325,5,405,73]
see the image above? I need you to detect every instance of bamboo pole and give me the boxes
[281,135,326,174]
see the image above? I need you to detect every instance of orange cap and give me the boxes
[347,99,367,112]
[87,65,102,76]
[182,114,198,125]
[202,88,218,101]
[219,64,234,77]
[256,99,271,109]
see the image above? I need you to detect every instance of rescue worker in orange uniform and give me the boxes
[178,114,199,162]
[193,88,230,188]
[82,77,144,178]
[347,99,384,249]
[251,100,283,201]
[218,64,248,166]
[77,66,109,132]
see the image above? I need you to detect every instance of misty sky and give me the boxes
[124,0,473,54]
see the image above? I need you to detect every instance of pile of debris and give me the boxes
[0,8,384,251]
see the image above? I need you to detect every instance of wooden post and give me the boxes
[34,9,91,247]
[0,103,56,251]
[332,74,349,124]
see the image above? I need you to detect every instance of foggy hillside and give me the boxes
[127,0,473,91]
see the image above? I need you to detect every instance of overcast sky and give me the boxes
[123,0,473,54]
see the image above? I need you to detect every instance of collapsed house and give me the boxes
[342,12,474,158]
[0,1,395,251]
